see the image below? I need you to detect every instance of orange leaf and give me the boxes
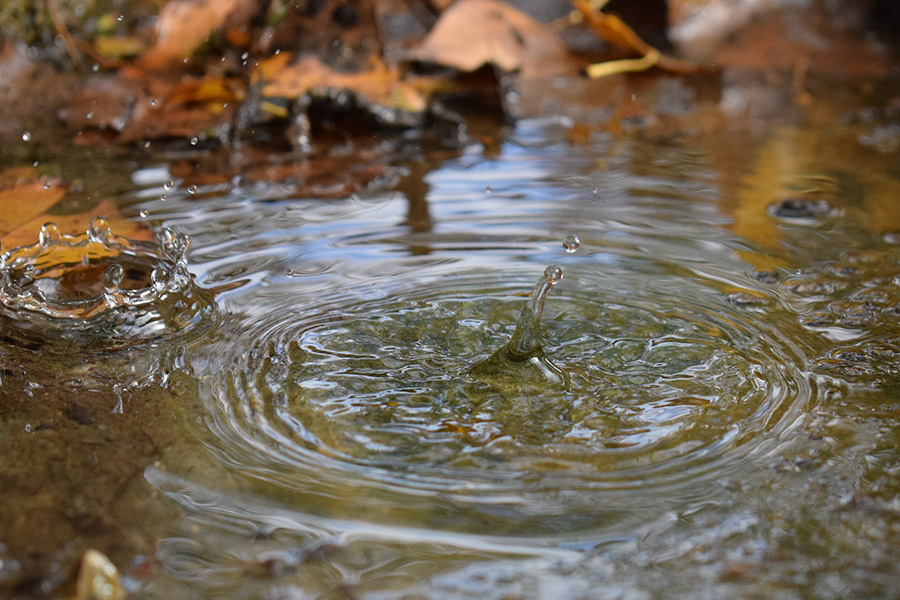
[5,198,152,251]
[137,0,259,69]
[258,55,430,114]
[0,169,67,247]
[409,0,580,78]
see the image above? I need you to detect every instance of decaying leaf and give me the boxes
[257,53,433,118]
[5,198,152,250]
[573,0,697,78]
[137,0,259,69]
[0,168,67,244]
[0,167,150,250]
[408,0,580,78]
[62,70,243,142]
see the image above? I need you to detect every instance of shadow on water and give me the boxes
[3,73,900,598]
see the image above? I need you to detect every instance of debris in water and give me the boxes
[74,549,125,600]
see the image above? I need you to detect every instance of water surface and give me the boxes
[3,75,900,598]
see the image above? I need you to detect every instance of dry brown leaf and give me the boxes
[573,0,698,76]
[0,169,67,245]
[257,54,430,114]
[63,70,243,142]
[408,0,579,78]
[0,168,150,250]
[137,0,259,69]
[5,199,152,250]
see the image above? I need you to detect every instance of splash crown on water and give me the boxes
[0,217,193,321]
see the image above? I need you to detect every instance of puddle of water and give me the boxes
[3,76,900,598]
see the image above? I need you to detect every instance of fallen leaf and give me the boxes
[63,71,243,142]
[573,0,698,77]
[408,0,580,78]
[5,198,152,250]
[258,54,432,116]
[137,0,259,69]
[0,168,67,247]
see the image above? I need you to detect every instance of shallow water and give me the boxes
[3,76,900,598]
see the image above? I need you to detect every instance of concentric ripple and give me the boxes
[201,260,812,535]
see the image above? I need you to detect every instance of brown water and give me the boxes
[2,74,900,599]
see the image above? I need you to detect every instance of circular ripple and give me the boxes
[201,264,811,534]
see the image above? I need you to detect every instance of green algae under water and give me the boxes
[3,77,900,599]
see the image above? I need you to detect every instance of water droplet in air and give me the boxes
[544,264,563,285]
[562,234,580,253]
[32,161,38,167]
[103,264,125,289]
[92,64,99,72]
[42,181,51,189]
[86,111,94,119]
[164,180,175,190]
[24,424,32,433]
[160,194,167,201]
[139,210,150,218]
[485,186,492,194]
[116,14,124,21]
[190,137,199,146]
[150,99,158,107]
[21,131,31,142]
[188,185,198,194]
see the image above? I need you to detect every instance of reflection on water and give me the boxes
[4,78,900,598]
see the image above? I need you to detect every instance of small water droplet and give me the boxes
[563,234,580,253]
[86,111,94,119]
[92,63,99,72]
[164,180,175,190]
[190,137,199,146]
[188,185,198,194]
[241,51,249,60]
[116,14,124,21]
[143,141,151,148]
[544,264,563,285]
[24,423,32,433]
[103,264,125,289]
[21,131,31,142]
[42,181,51,189]
[139,209,150,218]
[160,194,167,201]
[150,98,158,107]
[485,186,492,194]
[32,160,39,167]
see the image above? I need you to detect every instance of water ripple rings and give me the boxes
[200,266,814,533]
